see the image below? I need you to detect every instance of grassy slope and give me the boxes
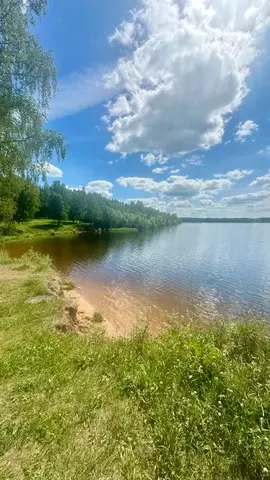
[0,252,270,479]
[0,219,83,243]
[0,220,137,243]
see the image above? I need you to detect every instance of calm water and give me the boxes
[4,224,270,322]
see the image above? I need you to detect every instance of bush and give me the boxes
[0,221,21,237]
[91,311,104,323]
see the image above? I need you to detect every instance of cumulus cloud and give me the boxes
[44,162,63,178]
[250,171,270,187]
[141,153,168,166]
[117,174,232,199]
[49,68,113,121]
[152,166,170,174]
[85,180,114,199]
[105,0,270,156]
[214,169,254,180]
[235,120,259,142]
[109,20,135,47]
[222,190,270,206]
[171,169,180,174]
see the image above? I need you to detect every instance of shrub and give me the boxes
[91,312,104,323]
[0,221,21,237]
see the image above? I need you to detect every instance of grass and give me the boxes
[0,220,138,243]
[0,251,270,479]
[0,219,93,243]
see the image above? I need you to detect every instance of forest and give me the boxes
[0,177,180,232]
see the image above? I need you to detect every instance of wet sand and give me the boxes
[71,277,193,338]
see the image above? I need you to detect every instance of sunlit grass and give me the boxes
[0,252,270,479]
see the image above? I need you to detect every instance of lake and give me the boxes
[4,224,270,333]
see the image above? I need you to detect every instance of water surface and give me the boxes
[4,224,270,328]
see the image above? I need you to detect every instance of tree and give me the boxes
[69,190,87,223]
[0,0,67,218]
[0,174,21,221]
[48,193,67,226]
[39,185,50,218]
[14,180,40,222]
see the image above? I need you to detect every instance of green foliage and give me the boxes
[0,0,67,213]
[35,181,181,231]
[0,174,21,221]
[14,180,40,222]
[0,254,270,479]
[48,192,67,225]
[0,179,181,234]
[0,221,21,236]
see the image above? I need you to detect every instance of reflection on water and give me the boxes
[4,224,270,323]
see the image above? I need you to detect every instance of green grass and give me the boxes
[0,252,270,479]
[0,219,93,243]
[0,220,138,243]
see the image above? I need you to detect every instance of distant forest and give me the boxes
[182,218,270,223]
[2,178,180,231]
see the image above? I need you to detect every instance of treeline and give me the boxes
[2,178,180,231]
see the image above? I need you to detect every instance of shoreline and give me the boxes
[0,219,139,244]
[1,249,270,478]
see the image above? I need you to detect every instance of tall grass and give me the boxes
[0,252,270,479]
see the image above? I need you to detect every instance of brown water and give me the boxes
[3,224,270,330]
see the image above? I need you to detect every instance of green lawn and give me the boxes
[0,251,270,479]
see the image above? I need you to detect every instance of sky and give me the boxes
[36,0,270,218]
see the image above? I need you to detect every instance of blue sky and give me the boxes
[37,0,270,217]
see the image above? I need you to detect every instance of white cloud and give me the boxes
[214,169,254,180]
[186,155,204,166]
[109,20,135,47]
[126,190,270,218]
[44,162,63,178]
[250,170,270,187]
[222,190,270,206]
[85,180,114,199]
[141,153,168,166]
[200,198,214,206]
[117,174,232,199]
[152,166,170,174]
[170,169,180,174]
[49,68,113,121]
[235,120,259,142]
[105,0,270,156]
[257,146,270,155]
